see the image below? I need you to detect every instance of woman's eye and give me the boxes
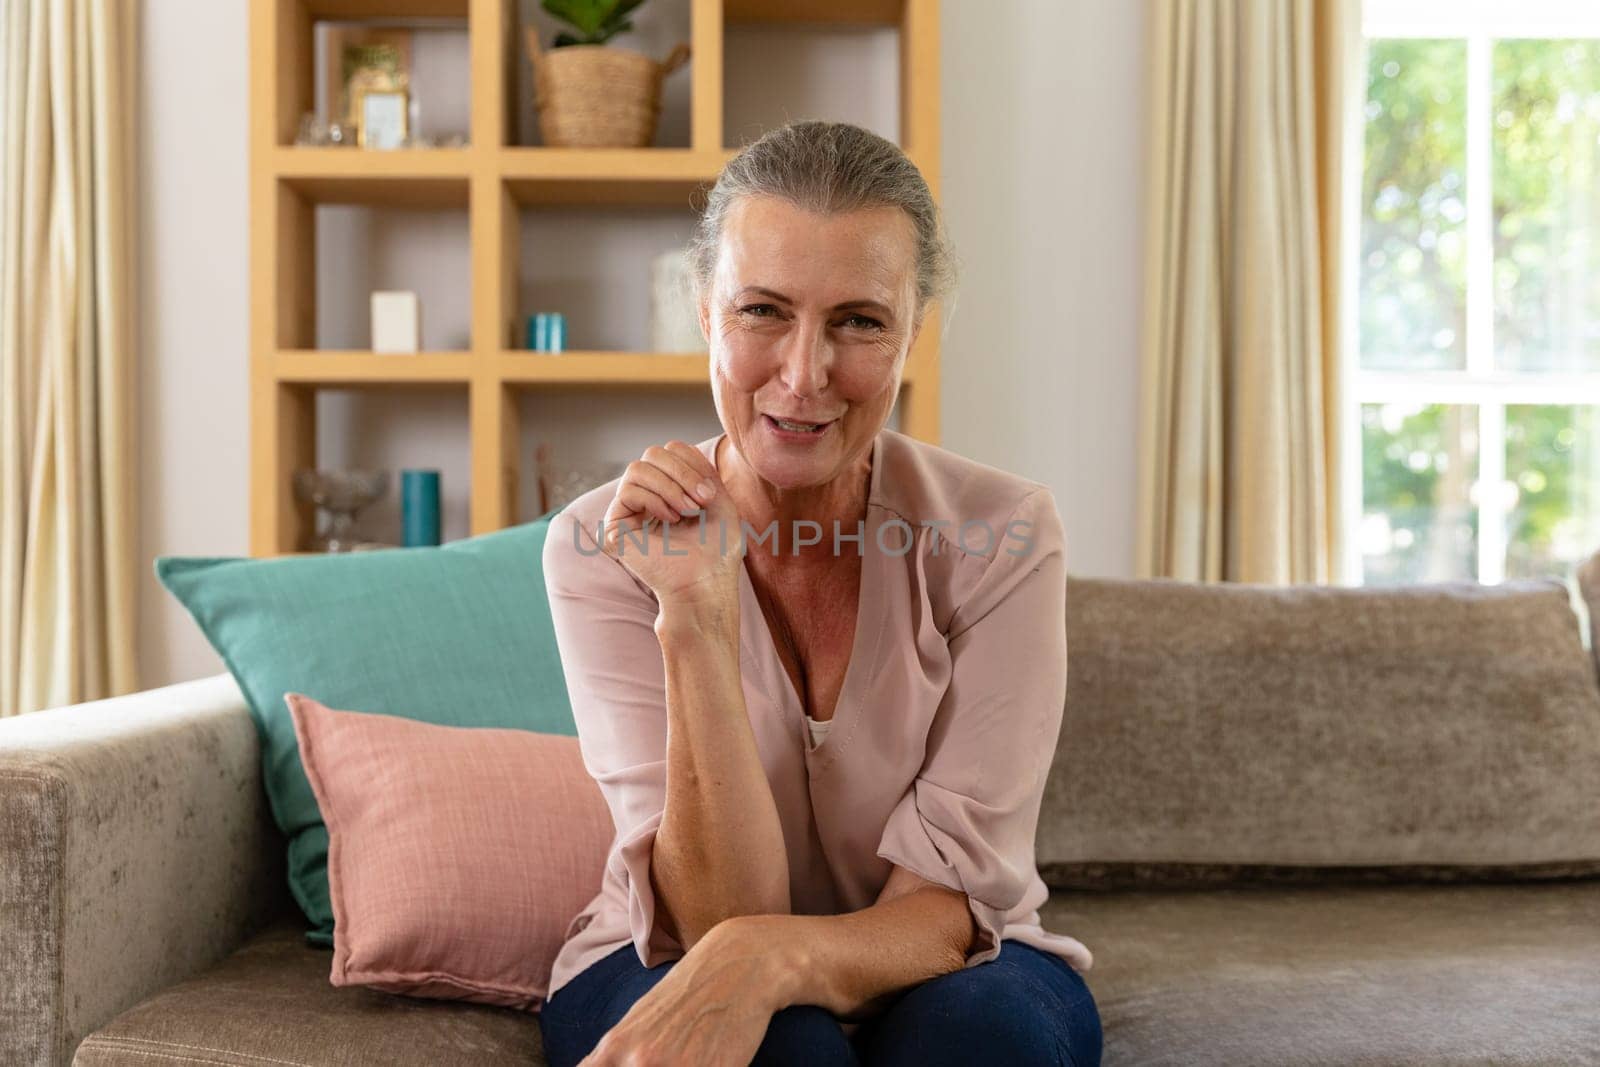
[734,305,880,330]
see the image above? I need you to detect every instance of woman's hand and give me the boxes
[578,921,786,1067]
[601,440,745,607]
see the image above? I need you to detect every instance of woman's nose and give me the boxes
[778,319,831,398]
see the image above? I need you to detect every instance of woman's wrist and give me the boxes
[654,582,740,643]
[704,914,813,1013]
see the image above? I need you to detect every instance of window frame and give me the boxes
[1345,0,1600,584]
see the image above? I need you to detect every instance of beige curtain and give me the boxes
[0,0,137,716]
[1136,0,1358,583]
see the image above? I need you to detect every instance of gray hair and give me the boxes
[686,120,957,320]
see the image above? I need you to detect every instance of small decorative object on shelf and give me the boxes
[650,248,704,352]
[525,1,689,148]
[372,291,420,353]
[310,126,466,150]
[525,312,567,352]
[293,469,390,553]
[355,84,410,149]
[294,111,356,147]
[401,469,442,547]
[295,112,328,145]
[327,29,413,131]
[536,443,627,514]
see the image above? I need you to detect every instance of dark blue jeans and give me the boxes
[539,939,1102,1067]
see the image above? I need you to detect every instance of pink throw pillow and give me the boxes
[286,693,613,1010]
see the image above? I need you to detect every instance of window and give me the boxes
[1350,0,1600,585]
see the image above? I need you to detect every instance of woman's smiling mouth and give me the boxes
[764,413,836,436]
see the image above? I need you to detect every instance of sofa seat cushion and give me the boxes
[72,883,1600,1066]
[1045,880,1600,1065]
[72,916,545,1066]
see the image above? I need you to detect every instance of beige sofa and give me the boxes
[5,564,1600,1066]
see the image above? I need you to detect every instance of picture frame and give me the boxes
[356,87,409,150]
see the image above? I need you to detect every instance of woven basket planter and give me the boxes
[525,29,690,148]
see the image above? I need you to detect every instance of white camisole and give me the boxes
[805,714,832,747]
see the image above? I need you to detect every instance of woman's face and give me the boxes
[700,194,921,493]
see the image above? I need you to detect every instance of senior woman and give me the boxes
[537,120,1100,1067]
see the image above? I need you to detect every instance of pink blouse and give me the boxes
[542,428,1094,997]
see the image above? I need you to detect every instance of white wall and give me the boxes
[137,0,251,688]
[939,2,1145,582]
[136,0,1147,687]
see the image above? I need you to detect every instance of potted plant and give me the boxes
[526,0,690,148]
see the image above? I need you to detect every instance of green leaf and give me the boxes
[541,0,615,37]
[602,0,647,30]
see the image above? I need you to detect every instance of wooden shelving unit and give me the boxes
[249,0,941,556]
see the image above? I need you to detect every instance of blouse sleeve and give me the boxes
[542,506,682,967]
[873,487,1068,967]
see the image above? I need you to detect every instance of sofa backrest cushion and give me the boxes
[1039,574,1600,888]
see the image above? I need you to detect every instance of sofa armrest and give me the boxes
[0,674,290,1067]
[1577,550,1600,682]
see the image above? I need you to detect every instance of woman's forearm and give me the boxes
[650,594,791,949]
